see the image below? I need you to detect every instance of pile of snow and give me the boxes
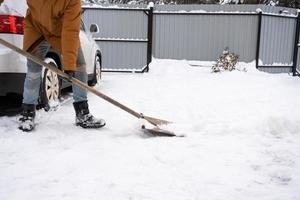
[0,59,300,200]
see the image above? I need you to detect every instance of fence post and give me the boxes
[292,12,300,76]
[145,2,154,72]
[256,11,262,68]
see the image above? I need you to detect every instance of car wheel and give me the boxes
[90,55,101,86]
[40,58,60,110]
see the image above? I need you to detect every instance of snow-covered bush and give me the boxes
[212,47,239,73]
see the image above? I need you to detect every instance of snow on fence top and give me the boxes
[81,3,148,10]
[153,4,298,17]
[82,3,298,17]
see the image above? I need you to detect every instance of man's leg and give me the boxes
[72,48,105,128]
[23,41,50,104]
[72,48,88,103]
[19,42,50,131]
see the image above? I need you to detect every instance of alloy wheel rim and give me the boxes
[95,58,101,83]
[45,69,59,103]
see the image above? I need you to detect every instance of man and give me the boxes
[0,0,106,131]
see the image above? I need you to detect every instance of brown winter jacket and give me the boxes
[24,0,81,71]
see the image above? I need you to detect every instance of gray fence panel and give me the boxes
[297,50,300,72]
[82,6,149,71]
[83,9,148,39]
[297,34,300,72]
[96,41,147,71]
[153,14,258,62]
[297,30,300,73]
[259,15,296,67]
[262,6,298,15]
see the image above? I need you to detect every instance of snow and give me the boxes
[1,59,300,200]
[81,4,147,10]
[258,60,293,67]
[153,10,260,14]
[94,38,148,42]
[153,10,297,18]
[147,2,154,8]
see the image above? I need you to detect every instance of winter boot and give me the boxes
[73,101,106,129]
[18,104,36,132]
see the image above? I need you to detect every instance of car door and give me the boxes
[79,21,94,75]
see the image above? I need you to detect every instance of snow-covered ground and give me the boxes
[0,59,300,200]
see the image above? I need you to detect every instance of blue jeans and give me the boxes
[22,41,88,105]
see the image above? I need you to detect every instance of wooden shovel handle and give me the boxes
[0,38,172,127]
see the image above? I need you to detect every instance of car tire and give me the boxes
[90,55,101,86]
[40,58,60,110]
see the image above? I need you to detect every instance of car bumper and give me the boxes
[0,49,27,73]
[0,34,27,73]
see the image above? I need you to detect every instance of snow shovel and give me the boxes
[0,38,177,137]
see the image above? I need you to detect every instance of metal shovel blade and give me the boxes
[141,125,178,137]
[140,114,184,137]
[142,115,171,126]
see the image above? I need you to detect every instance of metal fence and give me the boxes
[257,12,299,73]
[153,10,258,62]
[82,5,152,72]
[294,15,300,75]
[82,4,300,74]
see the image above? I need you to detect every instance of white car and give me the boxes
[0,0,102,108]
